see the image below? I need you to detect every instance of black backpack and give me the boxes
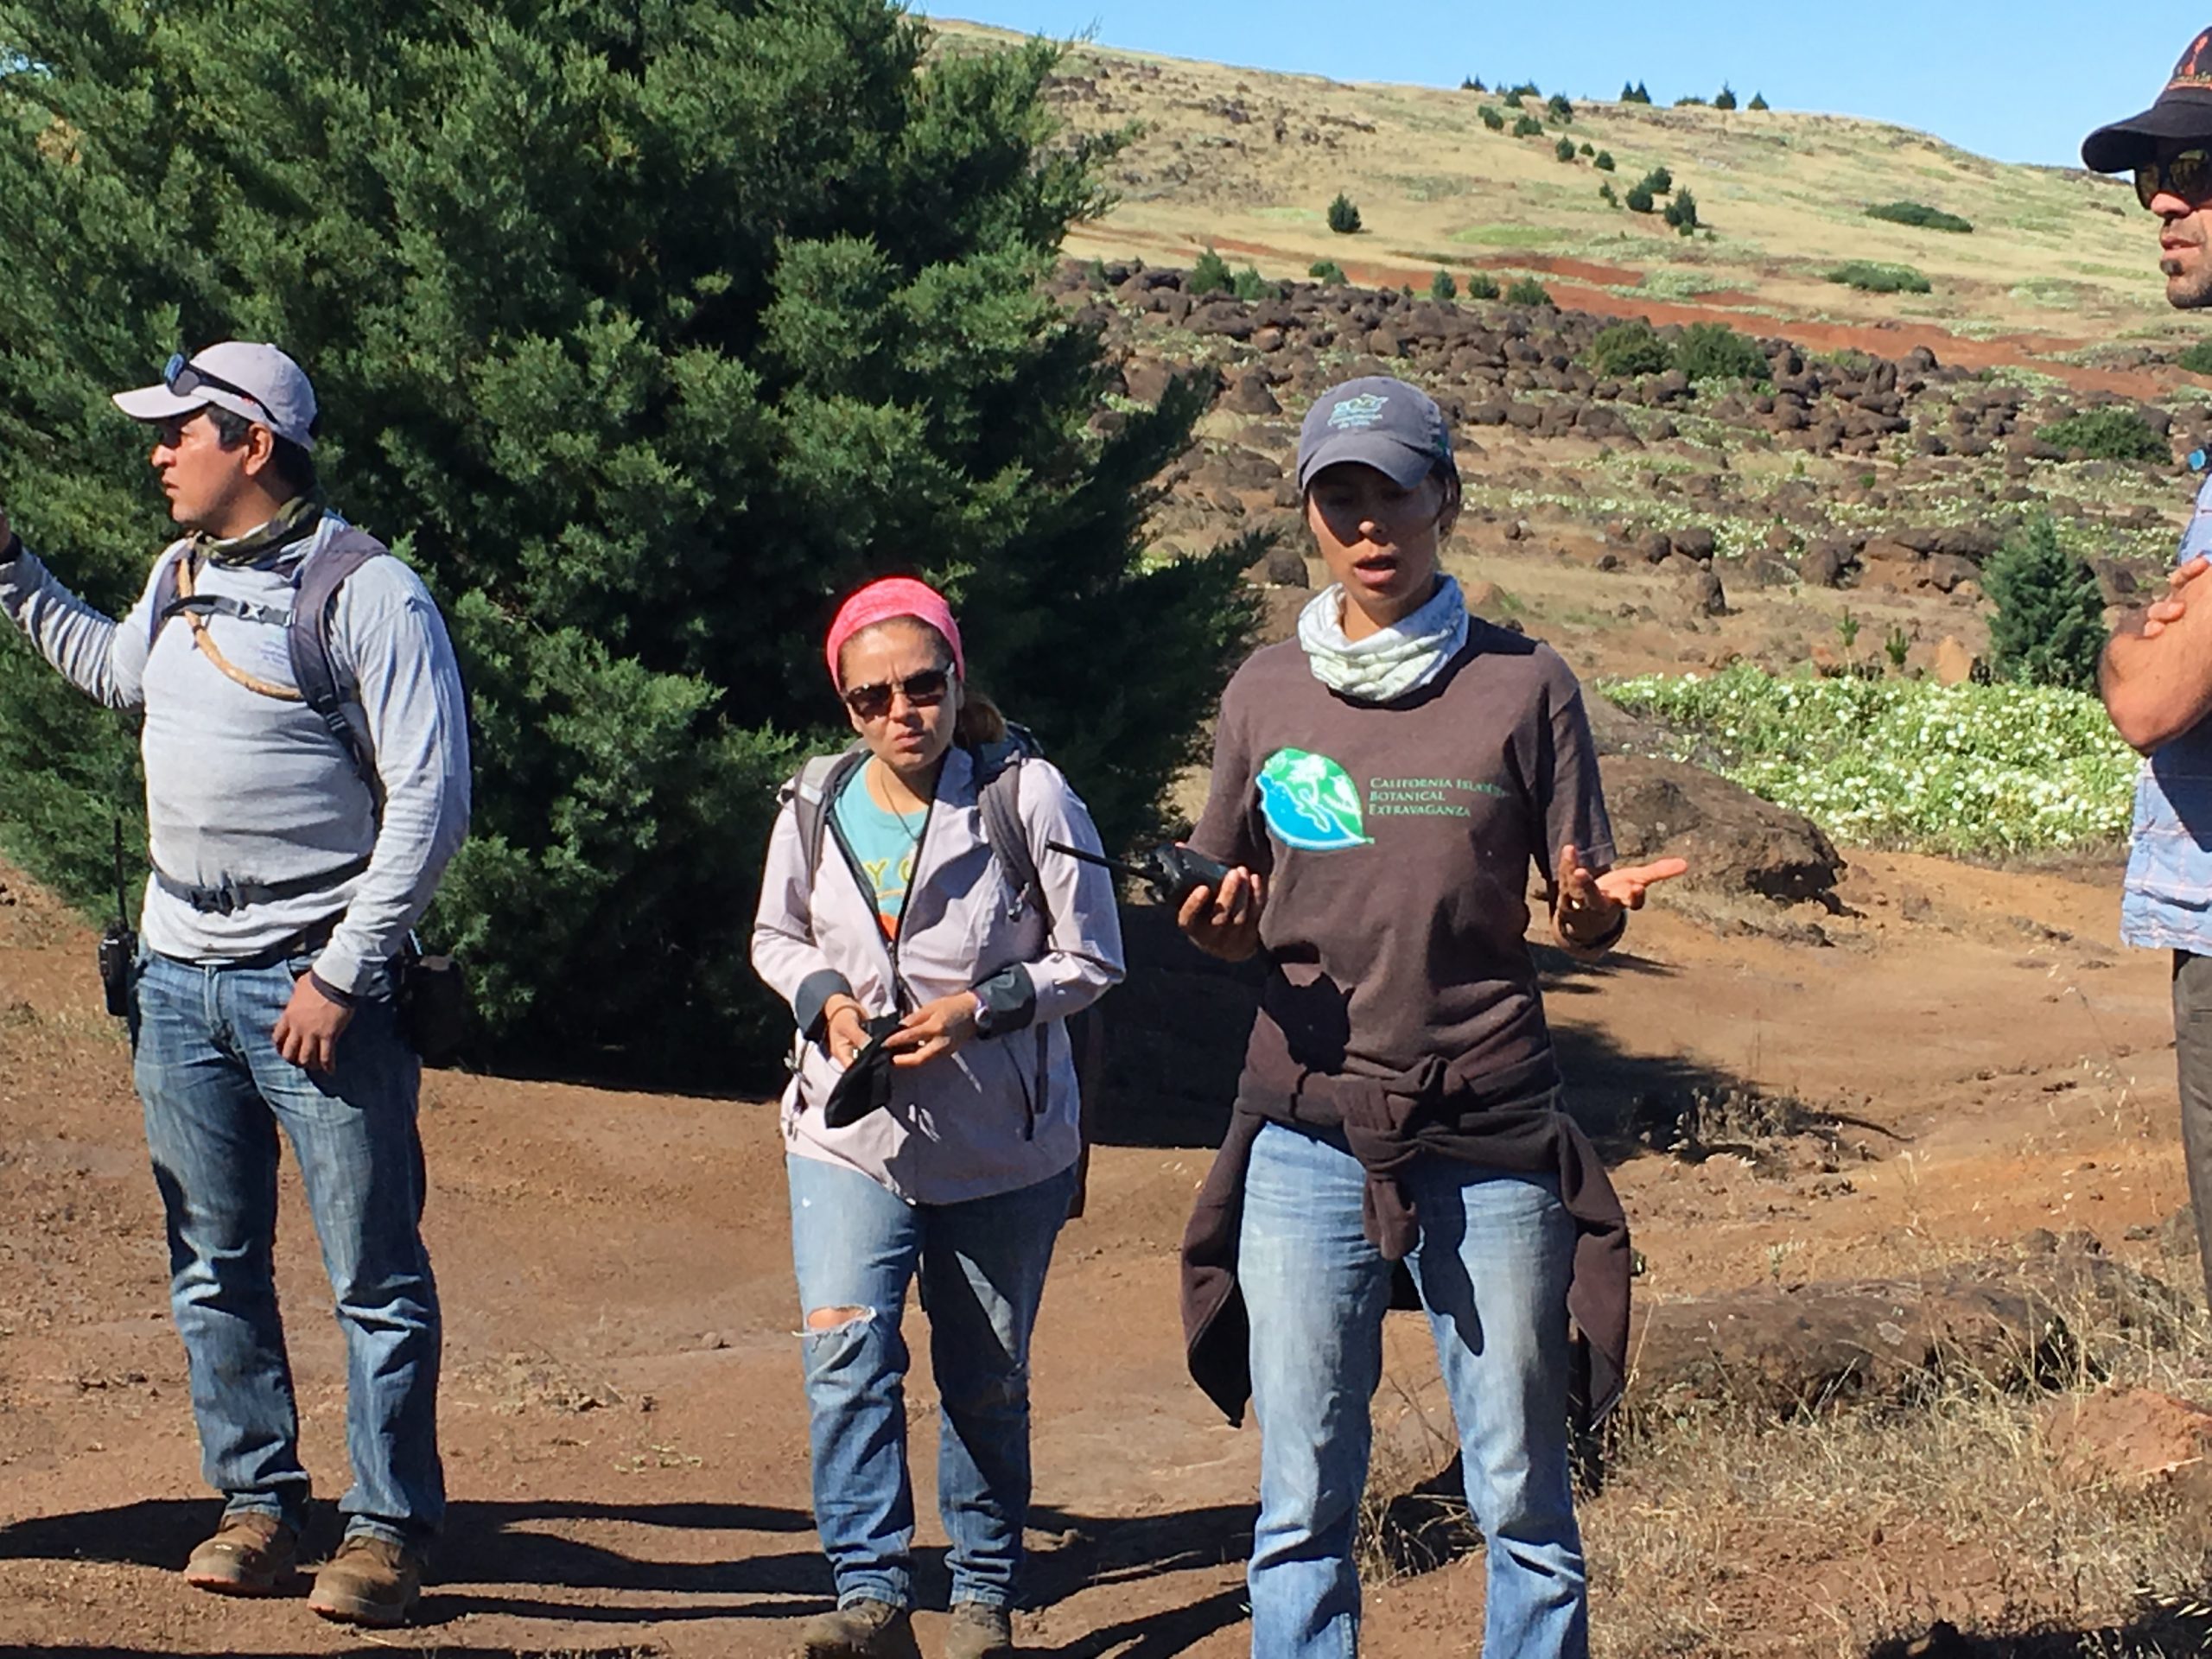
[780,728,1109,1216]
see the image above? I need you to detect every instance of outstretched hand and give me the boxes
[2143,554,2211,639]
[1555,841,1688,950]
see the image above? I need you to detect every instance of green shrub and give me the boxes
[1676,94,1707,106]
[1230,265,1272,302]
[1748,91,1770,111]
[2037,404,2171,463]
[1463,271,1500,300]
[1595,149,1617,171]
[1643,165,1675,193]
[1547,92,1574,122]
[1554,136,1577,162]
[1327,192,1363,233]
[1827,261,1931,294]
[1599,182,1620,207]
[1663,188,1700,231]
[1308,259,1348,284]
[1714,84,1738,110]
[1984,515,2108,693]
[2179,340,2212,375]
[1866,200,1973,233]
[1503,89,1524,108]
[1675,321,1768,383]
[1479,105,1505,130]
[1503,275,1553,306]
[1622,80,1651,104]
[1580,141,1595,156]
[1191,245,1233,296]
[1461,74,1485,91]
[1513,113,1544,137]
[1430,268,1458,302]
[1625,183,1656,213]
[0,0,1257,1085]
[1588,319,1673,377]
[1510,80,1541,99]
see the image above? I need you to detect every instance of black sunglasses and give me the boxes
[2138,149,2212,208]
[163,352,274,424]
[842,666,951,720]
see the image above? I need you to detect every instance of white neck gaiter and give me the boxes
[1295,574,1470,703]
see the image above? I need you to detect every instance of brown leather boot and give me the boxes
[182,1511,297,1595]
[796,1598,923,1658]
[944,1601,1015,1659]
[307,1534,424,1627]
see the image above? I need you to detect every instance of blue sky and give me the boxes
[927,2,2212,169]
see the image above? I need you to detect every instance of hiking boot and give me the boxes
[944,1601,1015,1659]
[796,1598,922,1659]
[182,1511,297,1595]
[307,1535,424,1627]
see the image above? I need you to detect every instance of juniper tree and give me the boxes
[0,0,1255,1084]
[1984,516,2107,694]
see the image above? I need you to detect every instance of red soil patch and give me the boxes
[1466,252,1645,287]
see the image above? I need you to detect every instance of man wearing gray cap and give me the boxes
[2086,29,2212,1326]
[0,343,469,1625]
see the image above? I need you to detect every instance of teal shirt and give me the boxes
[836,764,927,939]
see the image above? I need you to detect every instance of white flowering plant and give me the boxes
[1601,666,2138,855]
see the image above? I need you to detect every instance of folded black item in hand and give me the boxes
[822,1013,906,1129]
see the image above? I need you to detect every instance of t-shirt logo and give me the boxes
[1328,393,1389,430]
[1258,747,1372,851]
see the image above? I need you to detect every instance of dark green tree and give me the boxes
[1328,193,1363,233]
[1983,516,2107,693]
[0,0,1255,1085]
[1429,269,1458,302]
[1714,85,1738,111]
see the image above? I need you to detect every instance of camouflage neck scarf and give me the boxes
[194,494,321,568]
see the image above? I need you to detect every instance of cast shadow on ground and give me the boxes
[0,1495,827,1626]
[1866,1605,2212,1657]
[0,1496,1264,1648]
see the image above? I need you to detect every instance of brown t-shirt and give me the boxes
[1191,622,1616,1109]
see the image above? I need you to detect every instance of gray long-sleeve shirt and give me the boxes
[0,510,471,996]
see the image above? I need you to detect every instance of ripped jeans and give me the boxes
[785,1154,1076,1611]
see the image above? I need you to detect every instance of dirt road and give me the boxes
[0,838,2194,1656]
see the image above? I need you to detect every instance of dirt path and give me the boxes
[0,836,2194,1656]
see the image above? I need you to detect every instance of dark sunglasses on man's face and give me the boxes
[842,666,951,720]
[163,352,273,423]
[2138,149,2212,208]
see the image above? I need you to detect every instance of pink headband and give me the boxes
[824,576,966,689]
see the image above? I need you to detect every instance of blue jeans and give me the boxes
[786,1154,1075,1611]
[133,949,442,1547]
[1240,1121,1586,1659]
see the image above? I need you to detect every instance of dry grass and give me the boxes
[1354,1225,2212,1657]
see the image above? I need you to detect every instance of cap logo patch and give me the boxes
[1327,392,1390,430]
[2173,27,2212,88]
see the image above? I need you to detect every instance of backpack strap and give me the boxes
[780,745,870,895]
[971,726,1049,925]
[289,528,389,793]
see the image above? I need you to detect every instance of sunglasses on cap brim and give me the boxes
[842,667,952,720]
[2138,149,2212,207]
[162,352,275,426]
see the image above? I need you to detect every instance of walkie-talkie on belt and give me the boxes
[96,817,136,1019]
[1046,841,1234,907]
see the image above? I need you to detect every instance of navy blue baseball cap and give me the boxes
[1296,376,1457,493]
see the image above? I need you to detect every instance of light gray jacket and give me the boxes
[0,511,470,996]
[751,746,1126,1205]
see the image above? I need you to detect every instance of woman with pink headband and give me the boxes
[752,576,1125,1659]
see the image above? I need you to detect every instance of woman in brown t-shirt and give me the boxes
[1177,376,1681,1658]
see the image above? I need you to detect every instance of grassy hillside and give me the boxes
[938,21,2179,365]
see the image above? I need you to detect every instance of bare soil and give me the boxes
[1,785,2200,1656]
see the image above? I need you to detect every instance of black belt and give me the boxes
[151,854,372,918]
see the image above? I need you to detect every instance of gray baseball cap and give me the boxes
[1296,376,1455,493]
[112,342,319,450]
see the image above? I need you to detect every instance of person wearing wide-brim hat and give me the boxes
[0,346,469,1625]
[2090,27,2212,1326]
